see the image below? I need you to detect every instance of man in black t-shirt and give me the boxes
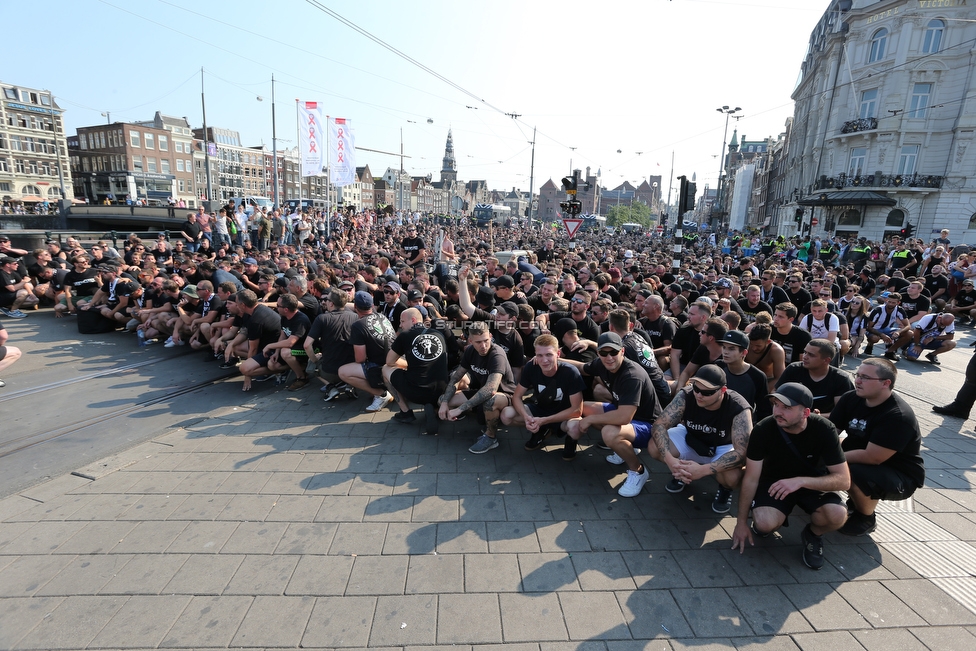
[830,359,925,537]
[86,264,139,324]
[401,224,426,268]
[648,364,753,512]
[0,255,37,317]
[179,212,203,252]
[777,339,853,417]
[502,333,586,450]
[306,288,359,395]
[56,255,100,317]
[439,321,516,454]
[339,291,396,412]
[263,293,312,390]
[731,383,850,571]
[384,307,450,431]
[770,303,812,365]
[606,309,671,409]
[235,289,283,391]
[565,332,662,497]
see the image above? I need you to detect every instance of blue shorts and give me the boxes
[602,403,653,447]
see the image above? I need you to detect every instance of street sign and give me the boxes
[656,224,664,234]
[811,217,819,226]
[562,218,583,238]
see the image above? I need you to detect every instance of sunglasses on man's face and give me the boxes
[692,384,720,396]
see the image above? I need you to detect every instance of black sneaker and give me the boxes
[665,478,686,494]
[562,437,578,461]
[393,409,416,424]
[524,426,552,451]
[884,351,899,362]
[711,486,733,514]
[926,352,941,365]
[864,343,874,356]
[838,511,877,537]
[219,358,240,369]
[800,524,824,570]
[932,404,969,417]
[423,403,439,435]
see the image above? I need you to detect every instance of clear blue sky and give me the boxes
[8,0,824,201]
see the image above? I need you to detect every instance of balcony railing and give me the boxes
[840,117,878,134]
[816,172,943,190]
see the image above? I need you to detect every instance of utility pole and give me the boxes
[201,68,213,207]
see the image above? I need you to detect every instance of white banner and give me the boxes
[329,117,356,187]
[297,101,323,176]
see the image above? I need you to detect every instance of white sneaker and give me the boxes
[606,448,641,465]
[366,392,393,412]
[164,339,184,348]
[618,467,649,497]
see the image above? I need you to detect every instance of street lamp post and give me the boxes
[715,106,741,223]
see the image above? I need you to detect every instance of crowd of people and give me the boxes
[4,207,969,570]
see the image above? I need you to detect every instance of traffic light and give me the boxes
[900,223,915,238]
[684,180,697,215]
[561,175,578,195]
[677,176,688,215]
[795,208,804,224]
[560,200,581,216]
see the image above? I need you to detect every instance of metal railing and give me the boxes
[816,172,943,190]
[840,117,878,134]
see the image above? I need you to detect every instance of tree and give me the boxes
[606,201,653,228]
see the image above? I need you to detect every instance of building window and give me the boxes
[99,132,106,148]
[849,147,867,176]
[147,157,157,173]
[176,159,184,172]
[160,159,170,174]
[158,135,168,151]
[923,19,944,54]
[838,209,861,227]
[869,28,888,63]
[133,156,143,171]
[130,131,140,147]
[3,88,16,100]
[897,145,919,175]
[175,141,183,153]
[886,209,906,227]
[144,133,154,150]
[186,159,191,171]
[859,89,878,119]
[178,179,185,192]
[909,83,932,118]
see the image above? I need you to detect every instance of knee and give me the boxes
[601,425,622,443]
[500,407,516,425]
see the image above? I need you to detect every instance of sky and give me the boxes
[6,0,827,203]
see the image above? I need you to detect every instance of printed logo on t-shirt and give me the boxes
[412,333,443,361]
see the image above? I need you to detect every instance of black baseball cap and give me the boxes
[596,331,623,352]
[769,382,813,408]
[693,364,726,390]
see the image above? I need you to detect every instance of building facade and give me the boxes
[0,80,72,210]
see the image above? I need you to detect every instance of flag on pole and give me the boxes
[329,118,356,187]
[297,101,324,176]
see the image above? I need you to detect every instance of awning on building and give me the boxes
[798,190,896,207]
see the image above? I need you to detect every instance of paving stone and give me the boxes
[779,583,871,631]
[163,553,243,595]
[434,593,503,643]
[459,495,509,521]
[669,638,739,650]
[547,494,599,521]
[908,626,976,650]
[1,520,86,554]
[436,472,482,495]
[834,581,926,628]
[670,549,745,588]
[569,552,637,591]
[215,493,280,521]
[851,628,928,650]
[0,554,76,597]
[112,520,188,553]
[346,555,409,595]
[393,472,437,496]
[499,592,569,641]
[118,494,188,521]
[619,551,692,590]
[89,594,192,648]
[164,493,234,520]
[301,595,376,647]
[487,521,541,553]
[18,473,91,503]
[882,578,976,625]
[126,471,191,494]
[504,494,555,521]
[465,553,523,593]
[725,585,813,635]
[671,587,753,637]
[413,495,461,522]
[535,521,592,552]
[263,494,324,521]
[436,521,488,554]
[826,542,909,581]
[384,522,437,555]
[0,521,33,553]
[722,548,800,586]
[275,522,338,555]
[56,520,137,554]
[35,554,132,596]
[731,636,801,650]
[625,519,692,551]
[583,519,643,552]
[559,591,630,639]
[224,554,299,594]
[0,495,38,523]
[606,641,675,651]
[166,520,239,553]
[220,521,288,554]
[369,594,438,646]
[331,522,389,555]
[518,552,580,592]
[100,554,188,595]
[922,512,976,540]
[13,594,126,649]
[285,555,354,595]
[363,495,415,522]
[231,595,315,647]
[0,595,65,649]
[31,493,95,521]
[406,554,464,594]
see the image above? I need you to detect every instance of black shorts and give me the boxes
[752,483,844,517]
[250,351,271,368]
[363,362,385,390]
[390,369,443,405]
[849,463,920,501]
[0,293,15,308]
[0,345,6,362]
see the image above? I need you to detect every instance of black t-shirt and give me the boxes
[549,311,600,342]
[519,325,543,360]
[770,325,812,365]
[638,315,677,348]
[199,294,224,318]
[280,310,311,350]
[582,356,661,423]
[689,343,722,367]
[858,277,877,297]
[308,310,358,373]
[460,343,516,395]
[748,414,846,483]
[101,278,138,306]
[519,360,585,411]
[491,327,526,370]
[955,288,976,309]
[777,362,854,415]
[296,292,321,323]
[621,331,671,407]
[402,236,426,265]
[786,287,812,313]
[350,312,396,364]
[151,248,171,265]
[671,322,701,366]
[0,269,23,299]
[63,269,100,298]
[678,386,751,450]
[528,294,551,316]
[737,298,773,325]
[181,220,202,242]
[717,362,771,420]
[924,274,948,298]
[246,304,283,350]
[829,390,925,486]
[391,325,449,388]
[899,294,930,320]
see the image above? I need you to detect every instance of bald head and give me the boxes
[400,307,424,331]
